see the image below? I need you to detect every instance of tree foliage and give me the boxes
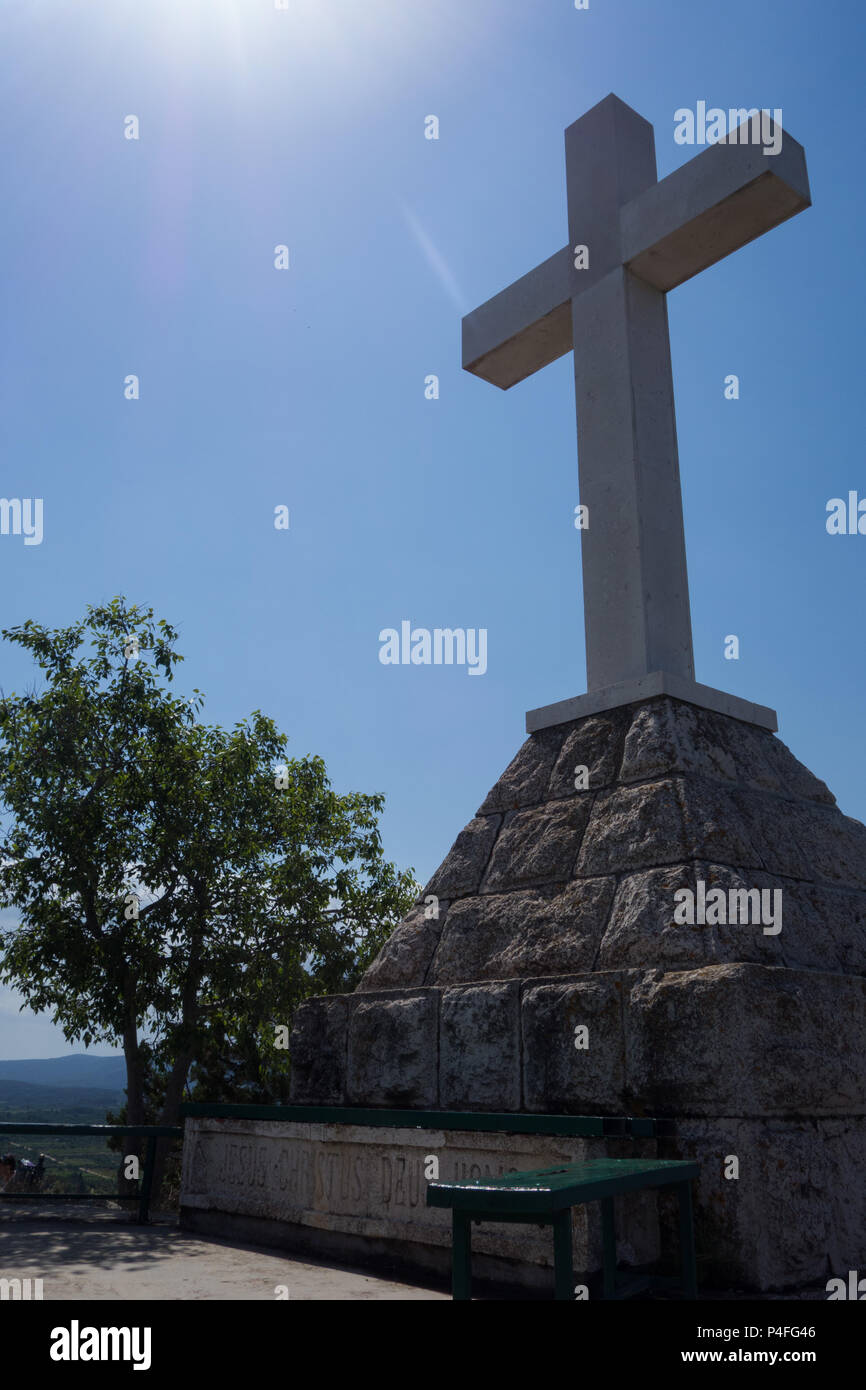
[0,599,416,1141]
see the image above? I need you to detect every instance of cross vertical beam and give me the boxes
[565,99,694,690]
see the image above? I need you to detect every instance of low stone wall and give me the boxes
[180,1117,661,1293]
[179,1111,866,1292]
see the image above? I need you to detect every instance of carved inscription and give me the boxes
[216,1142,269,1189]
[314,1149,365,1204]
[278,1145,317,1203]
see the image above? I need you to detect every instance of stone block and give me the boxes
[809,884,866,976]
[346,992,439,1108]
[789,801,866,892]
[522,973,627,1113]
[482,799,592,892]
[577,779,687,876]
[657,1116,866,1290]
[599,866,716,970]
[626,965,866,1117]
[430,879,614,985]
[546,709,630,797]
[425,815,501,900]
[617,698,830,806]
[763,737,836,805]
[477,726,566,814]
[439,982,520,1110]
[602,862,816,972]
[711,716,790,795]
[700,865,790,969]
[358,902,446,992]
[620,699,740,787]
[180,1110,866,1294]
[289,996,348,1105]
[674,779,760,869]
[728,788,813,878]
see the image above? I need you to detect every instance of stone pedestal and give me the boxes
[187,695,865,1292]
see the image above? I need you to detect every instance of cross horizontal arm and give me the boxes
[621,125,811,292]
[462,246,574,389]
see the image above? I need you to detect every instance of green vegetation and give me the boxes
[0,599,417,1199]
[0,1085,125,1195]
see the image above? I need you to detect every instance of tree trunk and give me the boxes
[147,1049,194,1211]
[123,1025,145,1126]
[147,894,207,1211]
[119,1004,144,1200]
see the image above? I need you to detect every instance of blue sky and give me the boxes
[1,0,863,1057]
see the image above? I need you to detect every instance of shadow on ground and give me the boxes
[0,1211,451,1299]
[0,1207,830,1300]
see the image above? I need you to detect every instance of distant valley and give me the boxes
[0,1057,128,1194]
[0,1054,126,1091]
[0,1077,125,1115]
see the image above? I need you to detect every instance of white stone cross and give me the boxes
[463,95,810,733]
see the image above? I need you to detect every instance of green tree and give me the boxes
[0,598,416,1183]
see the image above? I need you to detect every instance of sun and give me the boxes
[123,0,428,83]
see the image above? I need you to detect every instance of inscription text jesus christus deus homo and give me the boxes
[217,1141,518,1209]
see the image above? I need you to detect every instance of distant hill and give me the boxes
[0,1055,126,1091]
[0,1078,125,1111]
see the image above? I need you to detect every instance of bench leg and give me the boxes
[600,1197,617,1299]
[552,1210,574,1301]
[678,1181,698,1299]
[452,1210,472,1301]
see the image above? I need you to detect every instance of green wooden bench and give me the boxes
[426,1157,700,1301]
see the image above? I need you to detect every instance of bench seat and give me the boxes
[427,1157,699,1300]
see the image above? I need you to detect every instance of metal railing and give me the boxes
[0,1123,183,1223]
[179,1103,676,1137]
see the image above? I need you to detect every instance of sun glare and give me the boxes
[77,0,479,103]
